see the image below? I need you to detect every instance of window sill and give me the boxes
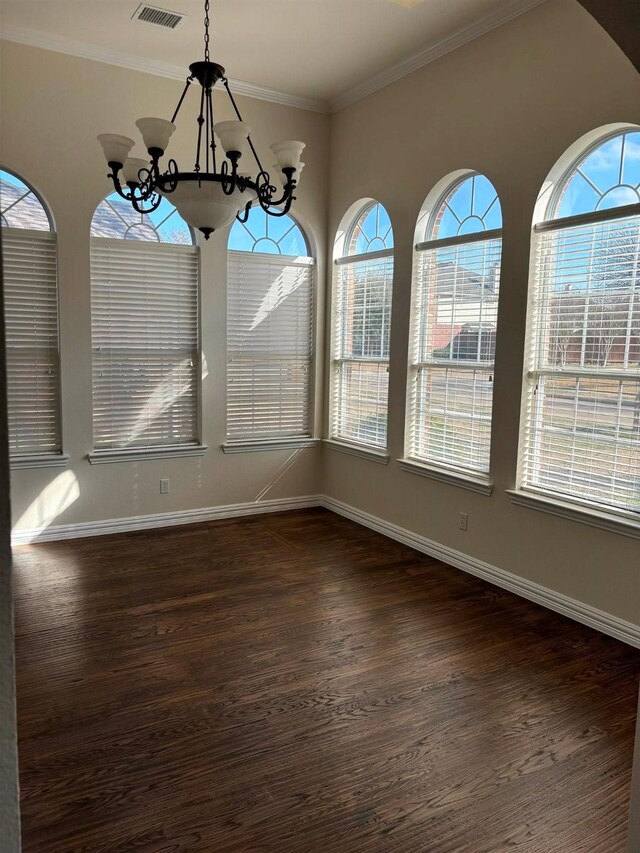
[507,489,640,540]
[323,439,390,465]
[88,445,208,464]
[11,453,70,470]
[222,438,320,453]
[398,458,493,495]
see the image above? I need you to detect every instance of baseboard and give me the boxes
[12,492,639,649]
[11,495,324,545]
[321,496,640,650]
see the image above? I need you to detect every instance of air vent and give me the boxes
[132,4,184,29]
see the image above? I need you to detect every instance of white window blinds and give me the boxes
[521,213,640,514]
[331,253,393,448]
[90,238,199,451]
[408,236,502,474]
[3,228,61,457]
[226,251,314,441]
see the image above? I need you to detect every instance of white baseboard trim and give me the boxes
[11,495,324,545]
[12,491,639,649]
[321,496,640,650]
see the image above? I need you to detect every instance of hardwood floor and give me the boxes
[13,508,639,852]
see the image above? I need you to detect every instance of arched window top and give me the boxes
[346,201,394,256]
[554,130,640,219]
[429,173,502,242]
[0,169,52,231]
[91,191,193,245]
[228,206,310,257]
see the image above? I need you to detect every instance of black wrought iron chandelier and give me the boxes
[97,0,304,239]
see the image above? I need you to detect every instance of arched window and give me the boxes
[89,193,200,457]
[226,208,315,446]
[330,201,394,450]
[519,128,640,518]
[1,168,63,464]
[405,173,502,481]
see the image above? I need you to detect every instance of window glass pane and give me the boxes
[228,207,308,256]
[526,376,640,513]
[346,202,394,256]
[91,192,193,244]
[431,174,502,241]
[413,367,494,472]
[0,169,51,231]
[556,130,640,218]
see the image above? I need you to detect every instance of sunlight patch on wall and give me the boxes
[13,471,80,534]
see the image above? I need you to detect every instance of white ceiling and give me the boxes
[0,0,547,109]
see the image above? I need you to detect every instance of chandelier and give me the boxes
[97,0,305,239]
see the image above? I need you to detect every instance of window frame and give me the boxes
[513,127,640,535]
[224,209,318,452]
[88,198,204,463]
[1,167,67,468]
[402,172,502,490]
[328,200,394,458]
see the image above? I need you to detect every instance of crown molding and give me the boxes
[0,24,330,115]
[2,1,549,117]
[329,0,550,112]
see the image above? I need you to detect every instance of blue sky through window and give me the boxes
[228,206,309,256]
[1,168,51,231]
[348,202,394,255]
[90,191,192,244]
[432,174,502,241]
[556,131,640,218]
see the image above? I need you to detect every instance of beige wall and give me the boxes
[0,40,329,533]
[323,0,640,626]
[1,1,639,628]
[0,228,19,850]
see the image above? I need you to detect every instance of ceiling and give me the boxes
[0,0,547,109]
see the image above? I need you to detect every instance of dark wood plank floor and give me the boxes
[13,508,639,852]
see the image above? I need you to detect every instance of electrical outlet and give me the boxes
[160,478,170,494]
[458,512,468,532]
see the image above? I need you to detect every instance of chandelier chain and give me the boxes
[204,0,210,62]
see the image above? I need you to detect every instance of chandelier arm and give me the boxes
[256,193,296,217]
[108,168,140,203]
[221,78,266,176]
[236,202,252,224]
[220,159,239,196]
[267,183,297,208]
[135,167,160,202]
[158,159,179,195]
[130,191,163,215]
[171,76,194,124]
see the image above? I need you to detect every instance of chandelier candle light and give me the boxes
[97,0,305,239]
